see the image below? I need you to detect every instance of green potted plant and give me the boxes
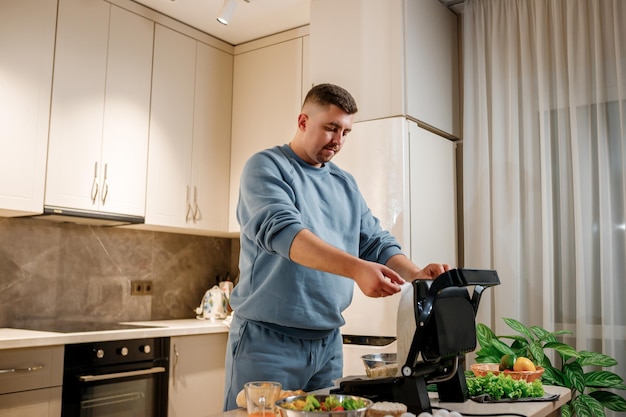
[473,318,626,417]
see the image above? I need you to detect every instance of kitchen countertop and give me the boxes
[0,318,229,350]
[214,385,572,417]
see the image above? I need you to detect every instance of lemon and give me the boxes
[513,356,536,371]
[499,354,516,371]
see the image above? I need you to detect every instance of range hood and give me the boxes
[33,206,145,227]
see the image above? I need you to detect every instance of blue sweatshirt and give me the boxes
[230,144,403,338]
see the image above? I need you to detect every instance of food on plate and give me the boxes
[366,365,399,378]
[366,401,408,417]
[498,354,536,372]
[281,395,368,412]
[466,372,545,400]
[236,388,307,408]
[498,354,516,371]
[512,356,536,372]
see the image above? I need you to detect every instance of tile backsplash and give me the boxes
[0,217,239,327]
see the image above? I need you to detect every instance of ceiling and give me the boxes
[132,0,463,46]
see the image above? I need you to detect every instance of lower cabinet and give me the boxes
[0,346,63,417]
[169,333,228,417]
[0,388,61,417]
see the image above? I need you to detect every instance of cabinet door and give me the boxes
[169,334,228,417]
[0,0,56,216]
[46,0,110,211]
[309,0,460,137]
[408,122,457,267]
[46,0,153,215]
[229,37,304,232]
[191,42,233,232]
[331,117,409,337]
[0,387,62,417]
[145,25,196,228]
[98,5,153,216]
[405,0,460,137]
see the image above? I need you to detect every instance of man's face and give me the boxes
[297,104,354,167]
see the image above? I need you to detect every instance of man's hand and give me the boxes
[413,263,452,280]
[351,260,405,298]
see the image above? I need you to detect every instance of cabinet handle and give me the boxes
[185,186,192,223]
[0,365,44,375]
[173,344,179,387]
[101,163,109,204]
[90,161,99,204]
[193,186,199,223]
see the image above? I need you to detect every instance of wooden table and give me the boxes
[214,385,571,417]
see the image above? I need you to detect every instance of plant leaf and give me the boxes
[503,335,529,343]
[474,352,501,363]
[530,325,557,343]
[578,351,618,367]
[544,341,580,360]
[565,361,586,393]
[476,323,496,348]
[542,366,565,387]
[572,396,593,417]
[561,403,573,417]
[589,390,626,412]
[529,341,545,363]
[503,317,535,341]
[585,371,625,388]
[489,338,516,356]
[579,394,606,417]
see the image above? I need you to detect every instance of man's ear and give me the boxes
[297,113,308,131]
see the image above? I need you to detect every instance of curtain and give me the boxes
[462,0,625,413]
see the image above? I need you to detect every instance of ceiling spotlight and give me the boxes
[217,0,238,25]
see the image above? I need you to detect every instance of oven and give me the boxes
[61,337,169,417]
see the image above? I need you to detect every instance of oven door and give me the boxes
[62,365,168,417]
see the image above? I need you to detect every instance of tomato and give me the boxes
[332,406,345,411]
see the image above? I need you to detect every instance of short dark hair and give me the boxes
[302,83,358,114]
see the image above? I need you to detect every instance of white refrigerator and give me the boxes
[332,117,458,376]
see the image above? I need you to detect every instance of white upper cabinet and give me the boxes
[310,0,460,137]
[229,31,309,232]
[144,24,233,235]
[46,0,154,217]
[0,0,57,216]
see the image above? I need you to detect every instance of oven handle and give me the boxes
[78,366,166,382]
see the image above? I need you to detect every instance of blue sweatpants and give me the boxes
[222,314,343,411]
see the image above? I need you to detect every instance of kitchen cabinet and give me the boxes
[144,24,233,235]
[168,333,228,417]
[0,345,63,417]
[45,0,154,217]
[0,0,56,217]
[228,29,309,232]
[310,0,460,137]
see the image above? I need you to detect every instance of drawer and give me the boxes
[0,386,62,417]
[0,346,63,395]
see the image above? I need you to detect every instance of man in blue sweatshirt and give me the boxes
[223,83,450,410]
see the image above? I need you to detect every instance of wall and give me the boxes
[0,217,239,326]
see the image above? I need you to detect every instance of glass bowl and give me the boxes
[276,394,372,417]
[361,353,398,378]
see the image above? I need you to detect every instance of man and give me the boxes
[223,83,449,410]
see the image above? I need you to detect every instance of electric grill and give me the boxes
[332,268,501,414]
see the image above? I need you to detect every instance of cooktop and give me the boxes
[9,318,162,333]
